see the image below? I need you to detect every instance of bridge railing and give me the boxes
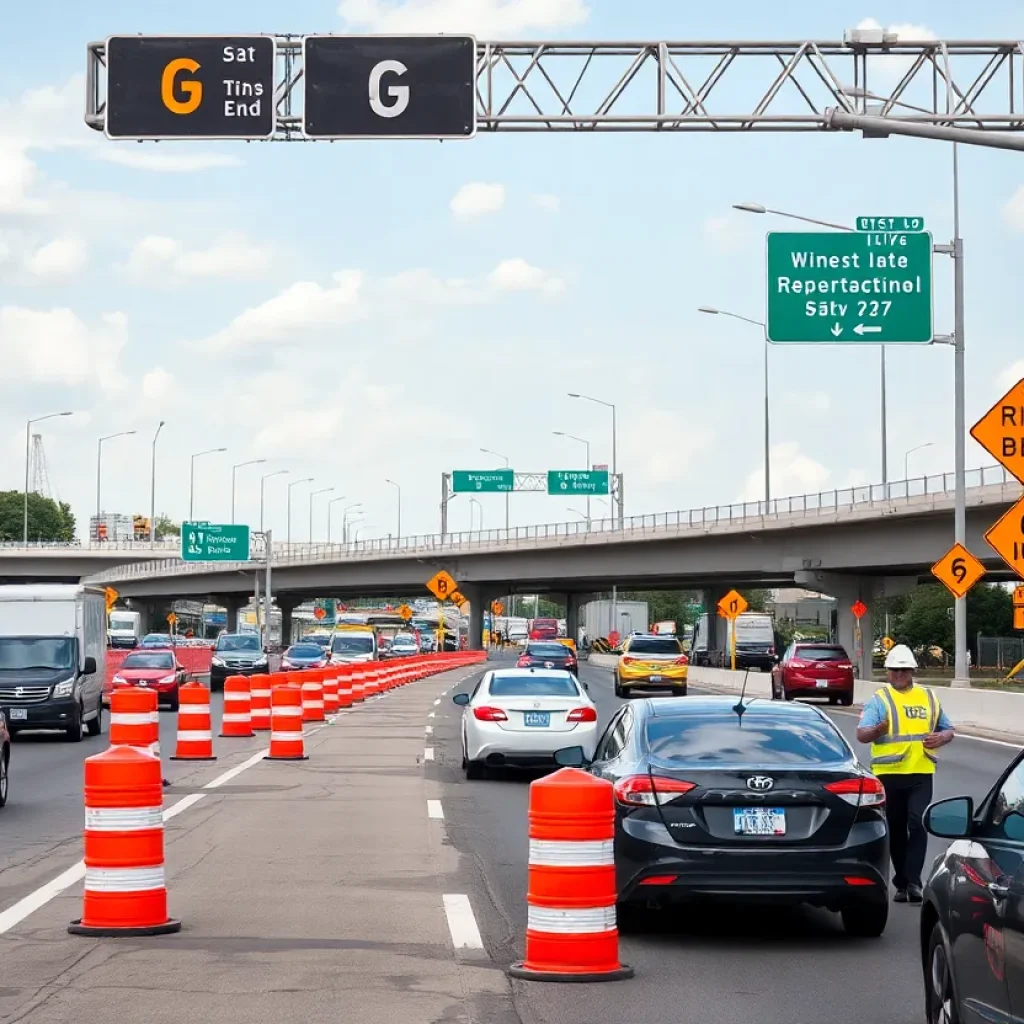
[77,463,1021,584]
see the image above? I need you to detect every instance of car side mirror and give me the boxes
[924,796,974,839]
[553,745,590,768]
[452,692,471,706]
[82,656,97,675]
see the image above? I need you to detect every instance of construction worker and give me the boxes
[856,643,955,904]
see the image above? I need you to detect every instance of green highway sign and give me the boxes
[765,230,933,344]
[547,470,610,495]
[181,522,250,562]
[452,469,515,493]
[855,216,925,233]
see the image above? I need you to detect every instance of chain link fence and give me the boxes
[977,636,1024,670]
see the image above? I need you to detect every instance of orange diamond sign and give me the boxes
[851,600,868,620]
[931,542,987,600]
[716,589,748,621]
[984,496,1024,577]
[970,378,1024,484]
[1014,585,1024,608]
[425,570,457,601]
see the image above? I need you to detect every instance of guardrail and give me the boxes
[77,463,1021,585]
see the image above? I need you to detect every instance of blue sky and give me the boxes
[1,0,1022,543]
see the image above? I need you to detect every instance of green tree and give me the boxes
[967,583,1013,642]
[154,515,180,539]
[896,585,954,651]
[0,491,75,542]
[620,590,703,627]
[740,589,771,613]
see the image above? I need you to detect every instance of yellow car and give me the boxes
[614,634,688,698]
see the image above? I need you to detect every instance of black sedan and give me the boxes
[517,641,578,675]
[920,749,1024,1023]
[555,695,890,936]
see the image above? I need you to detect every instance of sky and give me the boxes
[1,0,1023,544]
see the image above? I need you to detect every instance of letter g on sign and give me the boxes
[161,57,203,115]
[369,60,410,118]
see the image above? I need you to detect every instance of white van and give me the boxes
[329,629,377,664]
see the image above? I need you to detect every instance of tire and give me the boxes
[925,922,959,1024]
[841,900,888,937]
[782,685,794,702]
[0,747,9,808]
[838,693,854,707]
[65,704,83,743]
[465,759,485,780]
[85,700,103,737]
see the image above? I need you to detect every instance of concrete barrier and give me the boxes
[587,653,1024,743]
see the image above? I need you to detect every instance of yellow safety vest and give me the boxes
[870,684,940,776]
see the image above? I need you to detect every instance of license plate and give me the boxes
[649,675,663,682]
[523,711,550,727]
[733,807,786,835]
[816,679,829,688]
[8,708,27,721]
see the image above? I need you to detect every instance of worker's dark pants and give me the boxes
[880,774,934,889]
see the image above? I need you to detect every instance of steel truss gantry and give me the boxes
[85,36,1024,137]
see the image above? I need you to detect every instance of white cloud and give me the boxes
[530,193,560,214]
[382,268,489,305]
[999,359,1024,391]
[338,0,589,36]
[488,257,565,296]
[450,182,505,220]
[742,443,830,502]
[854,18,938,84]
[95,149,243,173]
[141,367,175,401]
[622,410,714,487]
[125,233,274,282]
[0,143,45,214]
[703,212,753,254]
[23,237,88,278]
[784,390,831,416]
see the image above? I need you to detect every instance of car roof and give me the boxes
[489,667,575,677]
[640,694,827,721]
[794,642,844,648]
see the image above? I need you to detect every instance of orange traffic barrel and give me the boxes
[336,666,353,709]
[170,682,216,761]
[250,674,273,731]
[68,745,181,937]
[321,669,339,714]
[364,666,381,698]
[300,672,325,723]
[350,666,366,703]
[508,767,633,982]
[219,675,254,738]
[109,686,160,760]
[264,683,307,761]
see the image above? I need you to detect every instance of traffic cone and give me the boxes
[508,767,633,982]
[300,672,325,723]
[109,686,160,759]
[322,669,339,714]
[69,745,181,937]
[264,683,307,760]
[251,674,273,731]
[336,666,354,709]
[170,682,216,761]
[220,675,254,738]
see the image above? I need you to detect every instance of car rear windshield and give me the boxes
[122,653,174,669]
[488,674,579,697]
[645,711,850,766]
[143,635,172,645]
[528,643,570,656]
[332,635,374,653]
[216,635,260,652]
[626,637,682,655]
[795,647,848,662]
[287,645,322,659]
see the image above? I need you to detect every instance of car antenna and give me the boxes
[732,670,751,721]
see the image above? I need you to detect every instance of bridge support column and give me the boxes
[216,595,245,634]
[700,588,732,664]
[457,584,487,651]
[277,597,301,647]
[796,572,876,682]
[565,595,581,645]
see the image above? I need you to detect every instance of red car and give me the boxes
[111,651,188,710]
[528,618,560,641]
[771,642,855,706]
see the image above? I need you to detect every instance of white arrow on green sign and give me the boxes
[181,522,251,562]
[452,469,514,493]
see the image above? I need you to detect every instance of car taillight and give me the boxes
[788,659,808,669]
[473,706,508,722]
[613,775,696,806]
[675,655,689,665]
[837,662,853,670]
[516,656,530,667]
[566,706,597,723]
[824,777,885,807]
[620,656,635,665]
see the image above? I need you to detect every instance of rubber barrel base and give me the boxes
[263,754,309,761]
[170,756,217,761]
[508,962,634,983]
[69,918,182,938]
[218,732,255,738]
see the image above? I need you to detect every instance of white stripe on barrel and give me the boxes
[270,731,305,743]
[272,706,303,718]
[221,713,250,723]
[176,730,212,742]
[85,806,163,831]
[526,905,617,934]
[528,839,614,867]
[84,865,166,892]
[179,704,211,716]
[110,712,153,726]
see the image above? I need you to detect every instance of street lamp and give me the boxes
[309,486,334,541]
[286,477,314,544]
[23,411,73,543]
[479,447,510,529]
[904,442,934,481]
[554,430,592,522]
[231,459,266,523]
[189,447,227,520]
[698,306,771,505]
[259,469,288,533]
[385,478,401,540]
[567,394,619,525]
[150,421,165,547]
[326,495,347,543]
[97,430,137,524]
[469,497,483,531]
[342,504,363,543]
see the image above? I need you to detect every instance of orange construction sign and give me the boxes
[970,378,1024,484]
[717,590,748,621]
[930,542,987,600]
[984,496,1024,577]
[425,570,457,601]
[1014,585,1024,608]
[1015,607,1024,631]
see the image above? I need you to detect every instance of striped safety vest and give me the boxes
[870,683,940,775]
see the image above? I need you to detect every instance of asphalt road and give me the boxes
[428,654,1019,1024]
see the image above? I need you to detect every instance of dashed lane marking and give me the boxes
[424,747,435,761]
[427,799,444,819]
[442,893,486,955]
[425,725,434,735]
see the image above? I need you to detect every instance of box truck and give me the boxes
[0,585,107,740]
[691,611,776,670]
[107,608,142,648]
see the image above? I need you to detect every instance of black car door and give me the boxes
[589,707,633,783]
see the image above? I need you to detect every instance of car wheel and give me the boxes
[168,689,180,713]
[615,902,642,933]
[85,700,103,737]
[0,747,9,808]
[838,693,854,707]
[613,678,627,698]
[465,759,485,780]
[65,704,83,743]
[841,900,888,937]
[782,684,794,702]
[926,922,959,1024]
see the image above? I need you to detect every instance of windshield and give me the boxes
[0,637,76,671]
[331,635,374,654]
[488,674,579,697]
[527,643,571,657]
[287,645,323,659]
[645,711,850,766]
[122,653,175,670]
[216,635,261,652]
[301,635,331,648]
[393,635,417,645]
[410,619,437,632]
[625,637,682,655]
[795,647,848,662]
[109,615,136,629]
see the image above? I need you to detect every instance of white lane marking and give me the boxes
[428,712,435,719]
[425,725,434,735]
[443,893,485,951]
[433,699,441,706]
[427,799,444,819]
[424,747,435,761]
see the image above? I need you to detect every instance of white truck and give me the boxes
[107,609,142,649]
[0,585,107,740]
[691,610,777,670]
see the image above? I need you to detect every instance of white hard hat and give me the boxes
[884,643,918,670]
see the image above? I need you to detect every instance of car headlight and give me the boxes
[112,675,127,685]
[254,655,268,666]
[53,679,75,698]
[211,656,226,667]
[159,674,177,684]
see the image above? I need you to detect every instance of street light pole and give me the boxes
[385,478,401,540]
[23,412,73,543]
[479,448,510,530]
[259,469,289,533]
[97,429,137,525]
[150,421,165,547]
[470,497,483,531]
[327,496,346,543]
[231,459,266,523]
[553,431,592,522]
[189,447,227,521]
[286,478,314,544]
[342,504,363,544]
[568,394,619,525]
[309,487,334,541]
[904,442,934,481]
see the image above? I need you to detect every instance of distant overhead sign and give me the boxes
[181,522,250,562]
[105,35,276,140]
[547,470,610,495]
[970,378,1024,484]
[452,470,514,493]
[302,35,477,139]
